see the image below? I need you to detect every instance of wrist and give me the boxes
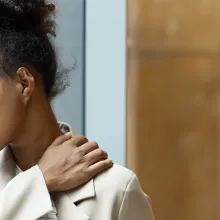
[38,165,54,192]
[44,176,54,192]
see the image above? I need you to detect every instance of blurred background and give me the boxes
[52,0,220,219]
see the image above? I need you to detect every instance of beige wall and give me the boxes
[127,1,220,220]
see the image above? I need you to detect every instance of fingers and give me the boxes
[69,135,88,147]
[80,141,99,155]
[87,159,113,176]
[51,132,72,145]
[85,148,108,166]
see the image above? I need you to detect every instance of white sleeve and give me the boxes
[0,165,53,220]
[118,174,155,220]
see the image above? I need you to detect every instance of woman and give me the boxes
[0,0,155,220]
[0,131,113,220]
[0,1,113,219]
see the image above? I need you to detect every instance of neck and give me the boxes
[10,100,61,171]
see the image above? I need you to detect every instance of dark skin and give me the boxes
[0,66,112,192]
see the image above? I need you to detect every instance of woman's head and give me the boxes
[0,0,58,97]
[0,0,61,148]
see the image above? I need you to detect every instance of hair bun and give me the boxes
[0,0,56,36]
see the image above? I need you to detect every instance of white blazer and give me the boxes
[0,147,155,220]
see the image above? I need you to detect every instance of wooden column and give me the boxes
[127,1,220,220]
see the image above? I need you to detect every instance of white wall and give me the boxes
[85,0,127,165]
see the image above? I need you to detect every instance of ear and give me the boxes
[15,67,35,104]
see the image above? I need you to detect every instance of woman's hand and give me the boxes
[38,133,112,192]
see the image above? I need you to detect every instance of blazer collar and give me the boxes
[54,192,89,220]
[66,178,95,203]
[54,179,95,220]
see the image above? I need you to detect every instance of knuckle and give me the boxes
[78,134,86,140]
[83,170,91,179]
[101,160,110,169]
[79,164,89,174]
[102,160,108,166]
[90,141,99,148]
[69,137,77,145]
[74,135,88,146]
[97,149,105,157]
[76,148,84,158]
[72,150,85,163]
[76,155,86,164]
[95,161,107,171]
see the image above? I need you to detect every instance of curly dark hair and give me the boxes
[0,0,66,99]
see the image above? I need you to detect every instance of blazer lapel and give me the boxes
[54,192,89,220]
[54,179,95,220]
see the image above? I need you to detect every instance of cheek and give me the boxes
[0,81,25,149]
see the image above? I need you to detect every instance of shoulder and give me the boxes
[95,163,134,183]
[66,164,154,220]
[93,165,154,219]
[93,164,139,197]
